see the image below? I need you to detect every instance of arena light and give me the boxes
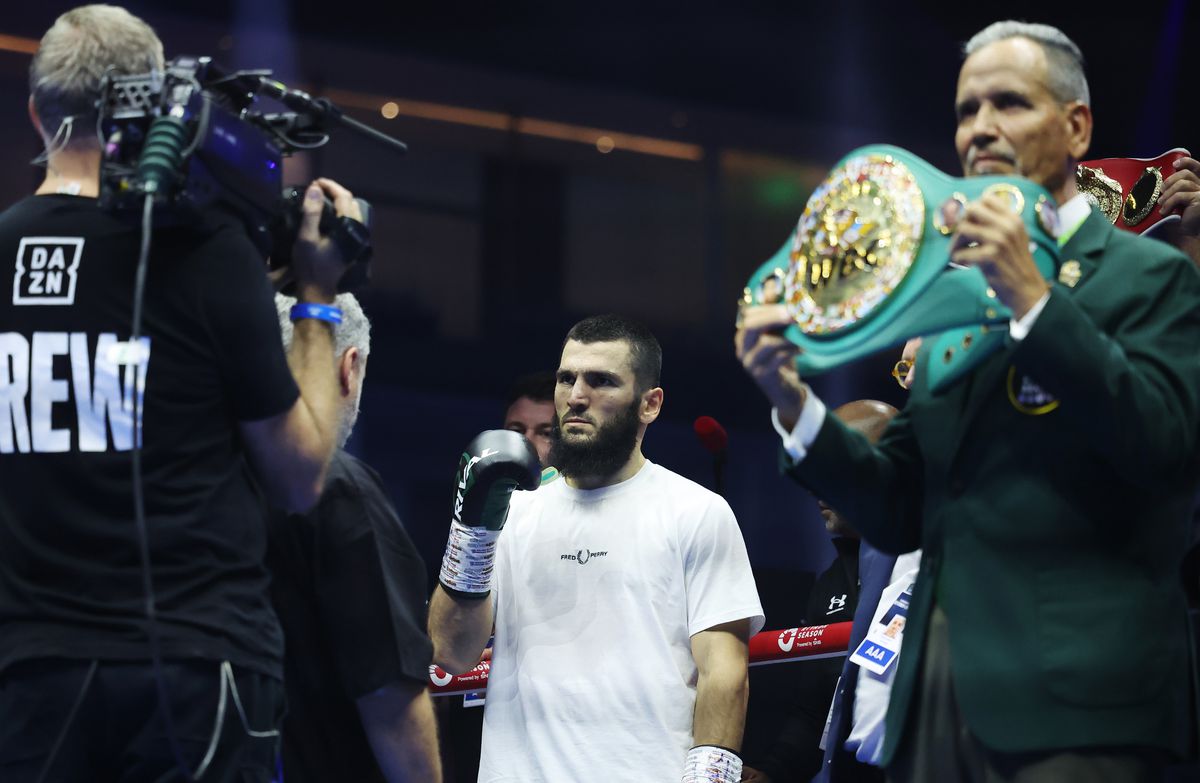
[0,33,38,55]
[320,88,705,162]
[1,33,703,162]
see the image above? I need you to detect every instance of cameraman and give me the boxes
[0,6,358,782]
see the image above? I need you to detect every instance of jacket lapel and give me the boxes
[944,337,1016,462]
[1054,208,1110,293]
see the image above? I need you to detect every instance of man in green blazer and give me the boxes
[738,20,1200,782]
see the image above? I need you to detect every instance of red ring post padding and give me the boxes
[428,621,854,696]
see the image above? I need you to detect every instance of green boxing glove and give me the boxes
[439,430,542,598]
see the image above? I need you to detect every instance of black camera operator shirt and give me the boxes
[266,450,434,783]
[0,194,298,679]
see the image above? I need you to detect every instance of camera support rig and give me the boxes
[98,56,406,288]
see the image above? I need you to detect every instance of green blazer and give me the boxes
[787,209,1200,761]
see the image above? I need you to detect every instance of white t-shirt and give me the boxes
[844,550,922,765]
[478,460,765,783]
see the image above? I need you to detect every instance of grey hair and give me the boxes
[275,292,372,362]
[30,5,164,145]
[963,21,1090,106]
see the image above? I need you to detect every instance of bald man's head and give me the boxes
[836,399,898,441]
[818,400,899,538]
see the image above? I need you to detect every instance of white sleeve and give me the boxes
[490,492,525,609]
[1008,290,1051,341]
[770,385,827,462]
[682,496,766,637]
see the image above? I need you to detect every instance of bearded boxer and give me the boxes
[429,314,764,783]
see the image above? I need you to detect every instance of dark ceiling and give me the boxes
[4,1,1195,161]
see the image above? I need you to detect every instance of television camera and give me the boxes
[97,55,407,289]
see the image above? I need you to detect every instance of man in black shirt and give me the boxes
[0,6,358,782]
[267,293,441,782]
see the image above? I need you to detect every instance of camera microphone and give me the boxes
[256,76,408,155]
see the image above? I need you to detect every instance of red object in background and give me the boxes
[693,415,729,495]
[428,621,854,695]
[747,620,854,666]
[693,415,728,455]
[1077,148,1189,236]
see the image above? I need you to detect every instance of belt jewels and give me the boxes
[741,145,1060,392]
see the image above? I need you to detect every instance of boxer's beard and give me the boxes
[549,398,641,481]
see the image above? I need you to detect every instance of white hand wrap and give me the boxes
[682,745,742,783]
[439,520,502,595]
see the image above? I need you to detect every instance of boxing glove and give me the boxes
[438,430,542,598]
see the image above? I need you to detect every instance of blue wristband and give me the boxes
[290,303,343,324]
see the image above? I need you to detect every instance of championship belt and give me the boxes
[1076,148,1188,235]
[741,145,1061,392]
